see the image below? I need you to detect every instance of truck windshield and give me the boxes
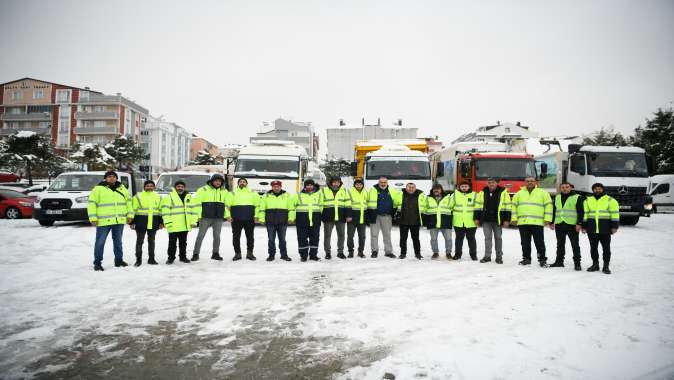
[365,160,431,180]
[156,174,210,193]
[475,159,536,180]
[48,174,115,191]
[235,159,299,178]
[587,152,649,177]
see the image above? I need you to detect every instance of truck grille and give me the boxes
[41,199,73,210]
[603,187,647,206]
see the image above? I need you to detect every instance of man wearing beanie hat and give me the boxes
[130,180,163,266]
[320,177,351,259]
[192,173,230,262]
[347,178,368,258]
[291,179,323,261]
[259,180,293,261]
[88,170,133,271]
[582,182,620,274]
[160,180,198,264]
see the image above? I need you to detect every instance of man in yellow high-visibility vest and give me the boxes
[582,183,620,274]
[511,177,553,267]
[130,180,163,266]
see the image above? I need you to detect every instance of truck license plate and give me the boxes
[619,205,631,210]
[46,210,63,215]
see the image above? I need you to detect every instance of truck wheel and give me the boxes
[5,207,21,219]
[38,220,55,227]
[620,215,640,226]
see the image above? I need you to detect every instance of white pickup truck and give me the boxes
[33,171,135,226]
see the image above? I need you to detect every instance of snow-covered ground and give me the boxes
[1,215,673,379]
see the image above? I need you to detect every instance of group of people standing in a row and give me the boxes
[88,170,620,274]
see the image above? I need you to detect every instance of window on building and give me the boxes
[56,89,71,103]
[32,89,44,99]
[79,91,89,101]
[95,105,105,112]
[27,105,51,114]
[7,107,23,114]
[12,91,22,100]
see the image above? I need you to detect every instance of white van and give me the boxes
[650,174,674,213]
[33,171,135,226]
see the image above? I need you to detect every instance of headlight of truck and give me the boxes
[19,201,33,207]
[644,203,653,210]
[75,196,89,203]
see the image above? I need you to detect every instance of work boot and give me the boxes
[347,251,354,258]
[495,257,503,264]
[358,251,365,258]
[431,253,439,260]
[602,263,611,274]
[325,253,332,260]
[300,255,308,262]
[446,253,453,260]
[233,252,242,261]
[337,253,346,259]
[398,254,406,259]
[191,254,200,262]
[115,260,128,267]
[480,257,491,263]
[280,255,292,261]
[166,258,175,265]
[309,255,320,261]
[266,256,275,262]
[453,253,462,260]
[549,261,564,268]
[415,254,423,260]
[539,261,549,268]
[211,253,223,261]
[179,257,191,263]
[518,259,531,266]
[94,264,104,271]
[574,262,581,271]
[587,262,600,272]
[470,255,478,261]
[385,253,396,259]
[148,256,158,265]
[246,251,256,261]
[134,258,142,267]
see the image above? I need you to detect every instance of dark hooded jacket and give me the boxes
[398,189,424,226]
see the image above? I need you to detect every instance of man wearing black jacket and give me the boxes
[398,183,425,260]
[550,182,584,270]
[475,178,511,264]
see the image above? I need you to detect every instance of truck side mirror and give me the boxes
[436,162,445,177]
[460,161,470,177]
[646,154,655,175]
[349,162,358,177]
[538,162,548,180]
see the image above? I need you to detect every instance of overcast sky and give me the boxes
[1,0,672,152]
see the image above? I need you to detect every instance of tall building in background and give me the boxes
[0,77,148,149]
[326,118,418,161]
[140,116,192,178]
[190,135,220,160]
[251,118,318,160]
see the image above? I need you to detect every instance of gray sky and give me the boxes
[1,0,673,151]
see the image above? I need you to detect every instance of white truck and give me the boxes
[649,174,674,213]
[155,171,219,196]
[362,145,433,193]
[535,143,654,225]
[33,171,136,227]
[234,140,309,195]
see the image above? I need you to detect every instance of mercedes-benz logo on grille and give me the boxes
[51,201,60,205]
[618,185,628,195]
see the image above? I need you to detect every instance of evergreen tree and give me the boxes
[69,143,116,171]
[105,136,149,171]
[0,131,63,185]
[319,159,352,179]
[582,126,629,146]
[632,108,674,174]
[189,150,218,165]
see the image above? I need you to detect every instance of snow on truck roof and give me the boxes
[470,152,532,157]
[239,141,308,156]
[58,171,131,176]
[366,145,428,157]
[580,146,646,153]
[356,139,427,147]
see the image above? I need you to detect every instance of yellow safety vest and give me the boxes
[511,187,553,226]
[87,183,132,226]
[132,191,162,229]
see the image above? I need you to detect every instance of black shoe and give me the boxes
[211,253,223,261]
[549,261,564,268]
[300,256,308,262]
[385,253,396,259]
[309,255,320,261]
[480,257,491,263]
[233,253,242,261]
[587,263,600,272]
[347,252,354,258]
[246,253,256,261]
[371,251,378,258]
[453,255,462,260]
[166,258,175,265]
[431,253,439,260]
[358,252,366,258]
[325,253,332,260]
[179,257,191,263]
[495,258,503,264]
[191,254,200,262]
[337,253,346,259]
[134,260,142,267]
[399,254,406,259]
[94,264,104,271]
[115,260,128,267]
[280,256,292,261]
[574,263,582,271]
[518,259,531,266]
[266,256,275,262]
[470,255,478,261]
[539,261,549,268]
[415,255,423,260]
[446,253,453,260]
[602,264,611,274]
[148,258,158,265]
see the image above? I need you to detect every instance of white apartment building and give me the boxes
[140,116,192,178]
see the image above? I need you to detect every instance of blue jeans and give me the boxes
[266,223,287,257]
[94,224,125,265]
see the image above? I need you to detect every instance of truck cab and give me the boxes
[234,140,309,195]
[155,171,219,196]
[361,145,432,193]
[33,171,135,226]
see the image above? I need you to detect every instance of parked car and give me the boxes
[0,172,20,183]
[0,184,46,196]
[0,188,34,219]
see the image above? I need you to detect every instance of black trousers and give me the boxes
[454,227,477,258]
[135,228,157,259]
[588,233,611,265]
[554,223,581,263]
[297,223,321,259]
[399,225,421,256]
[232,220,255,254]
[347,223,366,254]
[518,225,547,262]
[167,231,188,260]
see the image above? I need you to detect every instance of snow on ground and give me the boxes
[1,215,673,379]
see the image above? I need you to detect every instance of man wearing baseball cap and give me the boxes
[259,180,293,261]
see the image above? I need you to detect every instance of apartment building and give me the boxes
[190,135,220,160]
[140,116,192,177]
[326,118,418,160]
[251,118,319,160]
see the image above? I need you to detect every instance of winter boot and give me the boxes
[495,257,503,264]
[166,258,175,265]
[539,260,549,268]
[358,251,365,258]
[587,262,600,272]
[300,254,308,262]
[148,255,158,265]
[232,252,242,261]
[371,251,378,258]
[348,251,354,258]
[398,254,406,259]
[518,259,531,265]
[325,253,332,260]
[115,260,129,267]
[574,262,582,271]
[134,258,142,267]
[480,257,491,263]
[211,253,223,261]
[550,257,564,267]
[179,256,191,263]
[266,255,275,262]
[309,255,320,261]
[246,251,256,261]
[446,253,453,260]
[337,253,346,259]
[191,254,200,262]
[94,264,104,271]
[470,254,478,261]
[415,254,423,260]
[602,263,611,274]
[280,255,292,261]
[385,253,396,259]
[431,253,439,260]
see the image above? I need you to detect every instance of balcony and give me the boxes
[1,113,52,122]
[75,111,119,120]
[77,94,123,104]
[75,126,118,135]
[0,126,51,136]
